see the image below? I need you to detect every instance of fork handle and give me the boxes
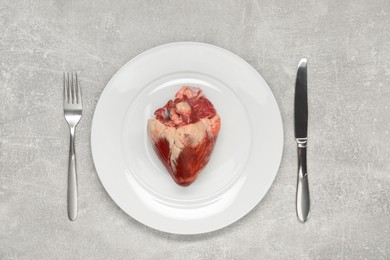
[68,128,78,221]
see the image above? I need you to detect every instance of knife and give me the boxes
[294,58,310,222]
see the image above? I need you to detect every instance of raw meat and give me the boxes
[147,86,221,187]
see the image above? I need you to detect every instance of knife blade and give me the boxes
[295,59,308,139]
[294,58,310,222]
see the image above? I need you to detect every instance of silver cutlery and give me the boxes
[294,59,310,222]
[63,73,82,221]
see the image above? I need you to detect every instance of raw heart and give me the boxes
[147,86,221,186]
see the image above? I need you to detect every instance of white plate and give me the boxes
[91,42,283,234]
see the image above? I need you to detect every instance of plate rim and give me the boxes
[91,41,284,235]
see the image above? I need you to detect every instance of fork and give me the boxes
[63,73,82,221]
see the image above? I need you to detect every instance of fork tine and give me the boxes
[74,73,78,104]
[63,73,66,104]
[72,73,76,104]
[63,72,82,107]
[76,73,81,105]
[67,73,70,103]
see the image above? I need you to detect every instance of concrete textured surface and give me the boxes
[1,0,390,259]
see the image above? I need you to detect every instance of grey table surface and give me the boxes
[1,0,390,259]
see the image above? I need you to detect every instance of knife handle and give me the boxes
[296,138,310,222]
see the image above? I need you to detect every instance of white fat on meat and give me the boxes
[175,87,204,99]
[175,101,191,115]
[147,115,219,172]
